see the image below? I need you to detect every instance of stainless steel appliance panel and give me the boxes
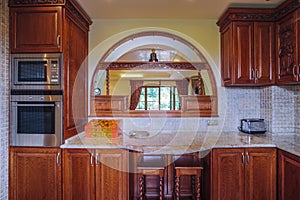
[10,94,63,147]
[11,53,63,90]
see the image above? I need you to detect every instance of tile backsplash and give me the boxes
[0,0,9,199]
[115,85,300,134]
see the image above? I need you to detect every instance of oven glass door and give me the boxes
[17,102,55,134]
[10,100,62,147]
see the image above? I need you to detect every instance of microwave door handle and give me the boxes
[16,104,55,107]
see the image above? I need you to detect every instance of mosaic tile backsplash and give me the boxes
[0,1,9,199]
[119,85,300,134]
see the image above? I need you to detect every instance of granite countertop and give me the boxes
[61,131,300,157]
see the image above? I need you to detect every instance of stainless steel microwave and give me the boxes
[11,53,63,90]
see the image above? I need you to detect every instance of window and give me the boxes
[136,86,180,110]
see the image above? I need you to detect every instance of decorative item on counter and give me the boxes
[94,87,101,96]
[85,119,122,138]
[149,48,158,62]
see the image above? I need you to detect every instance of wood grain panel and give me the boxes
[9,147,62,200]
[10,6,62,52]
[63,149,95,200]
[245,148,276,200]
[278,149,300,200]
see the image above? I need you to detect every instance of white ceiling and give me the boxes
[77,0,284,19]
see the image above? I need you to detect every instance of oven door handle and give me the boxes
[15,104,56,107]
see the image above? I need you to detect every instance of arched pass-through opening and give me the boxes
[90,31,220,117]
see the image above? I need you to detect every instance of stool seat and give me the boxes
[137,155,165,200]
[173,155,203,200]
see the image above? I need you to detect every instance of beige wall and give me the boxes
[89,19,220,65]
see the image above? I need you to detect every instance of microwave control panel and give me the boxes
[50,60,60,83]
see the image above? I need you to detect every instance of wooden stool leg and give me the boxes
[139,175,144,200]
[192,175,195,199]
[195,175,201,200]
[159,175,163,200]
[175,176,180,200]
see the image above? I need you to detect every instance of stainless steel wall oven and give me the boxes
[10,91,63,147]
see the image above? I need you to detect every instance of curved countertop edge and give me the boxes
[61,132,300,157]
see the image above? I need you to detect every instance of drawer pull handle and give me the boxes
[96,153,99,166]
[90,153,94,166]
[56,152,61,166]
[57,35,61,48]
[242,153,245,165]
[246,152,250,164]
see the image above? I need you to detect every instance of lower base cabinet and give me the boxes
[63,148,129,200]
[9,147,62,200]
[278,149,300,200]
[211,147,277,200]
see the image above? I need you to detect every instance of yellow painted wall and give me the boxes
[89,19,220,67]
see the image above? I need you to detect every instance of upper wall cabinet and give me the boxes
[217,8,275,86]
[217,0,300,86]
[276,7,300,84]
[10,6,63,53]
[9,0,92,140]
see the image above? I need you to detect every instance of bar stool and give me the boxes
[137,155,165,200]
[173,155,203,200]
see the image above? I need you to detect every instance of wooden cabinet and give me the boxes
[278,149,300,200]
[95,149,129,200]
[63,148,95,200]
[10,6,63,53]
[63,8,90,139]
[218,10,275,86]
[63,148,129,200]
[253,22,276,85]
[9,147,62,200]
[218,1,300,86]
[211,148,276,200]
[276,8,300,84]
[9,0,92,139]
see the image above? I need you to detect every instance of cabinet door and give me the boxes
[95,149,129,200]
[276,12,298,84]
[10,7,62,53]
[297,8,300,80]
[9,147,62,200]
[245,148,276,200]
[212,148,245,200]
[232,22,254,84]
[221,24,233,86]
[254,22,275,85]
[63,14,88,140]
[63,149,95,200]
[278,149,300,200]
